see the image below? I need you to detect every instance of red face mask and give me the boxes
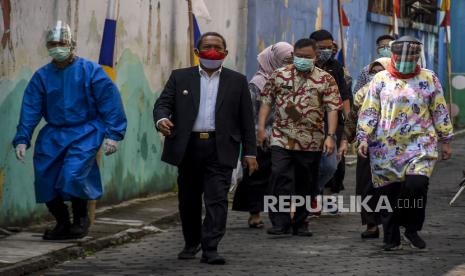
[198,49,226,60]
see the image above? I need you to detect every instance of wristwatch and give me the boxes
[327,133,337,140]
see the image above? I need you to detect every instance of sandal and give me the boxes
[248,216,264,228]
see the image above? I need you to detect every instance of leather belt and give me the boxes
[192,131,215,140]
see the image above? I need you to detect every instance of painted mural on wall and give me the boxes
[0,0,247,226]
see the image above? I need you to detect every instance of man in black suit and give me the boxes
[153,32,258,265]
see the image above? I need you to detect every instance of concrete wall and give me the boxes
[0,0,247,226]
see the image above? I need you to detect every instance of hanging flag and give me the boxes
[98,0,118,81]
[190,0,211,66]
[336,0,347,66]
[340,5,350,27]
[440,0,450,27]
[336,50,344,66]
[439,0,451,42]
[393,0,400,36]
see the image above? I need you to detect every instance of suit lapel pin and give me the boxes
[182,90,189,96]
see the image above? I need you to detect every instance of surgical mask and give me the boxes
[199,58,224,69]
[48,46,71,62]
[293,56,314,72]
[198,49,226,69]
[318,49,333,63]
[378,47,392,58]
[395,61,417,74]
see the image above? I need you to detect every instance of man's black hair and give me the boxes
[309,29,333,42]
[196,32,227,49]
[376,34,395,45]
[294,38,317,50]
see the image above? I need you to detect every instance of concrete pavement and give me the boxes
[38,136,465,276]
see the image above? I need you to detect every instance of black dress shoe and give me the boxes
[178,245,201,260]
[200,251,226,265]
[403,231,426,249]
[266,227,291,236]
[292,224,313,237]
[383,243,402,251]
[361,228,380,239]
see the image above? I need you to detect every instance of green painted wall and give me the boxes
[0,51,178,226]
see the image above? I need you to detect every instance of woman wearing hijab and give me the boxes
[339,57,390,239]
[357,36,453,251]
[232,42,293,228]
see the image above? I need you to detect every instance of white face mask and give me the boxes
[199,58,224,69]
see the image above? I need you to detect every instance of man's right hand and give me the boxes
[157,119,174,136]
[15,144,27,162]
[358,141,368,158]
[257,128,267,146]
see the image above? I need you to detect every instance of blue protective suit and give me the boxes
[12,57,127,203]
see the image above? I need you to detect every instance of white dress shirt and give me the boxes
[192,66,222,131]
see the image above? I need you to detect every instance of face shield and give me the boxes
[46,21,75,49]
[46,21,75,62]
[390,37,422,74]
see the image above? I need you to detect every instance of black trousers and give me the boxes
[378,175,429,244]
[325,124,345,193]
[177,134,233,252]
[232,147,272,214]
[355,155,381,226]
[268,146,321,229]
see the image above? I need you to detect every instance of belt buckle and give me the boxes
[199,132,210,139]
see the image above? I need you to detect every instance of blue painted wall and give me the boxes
[246,0,440,89]
[450,0,465,73]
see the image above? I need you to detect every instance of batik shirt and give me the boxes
[357,69,453,187]
[260,65,342,151]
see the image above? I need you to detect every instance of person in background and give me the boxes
[309,30,351,212]
[12,21,127,240]
[153,32,257,264]
[357,36,453,251]
[332,41,353,93]
[258,38,341,236]
[353,34,395,94]
[339,57,390,239]
[232,42,293,228]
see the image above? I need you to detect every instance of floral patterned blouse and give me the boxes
[357,69,453,187]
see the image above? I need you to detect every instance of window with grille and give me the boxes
[368,0,438,25]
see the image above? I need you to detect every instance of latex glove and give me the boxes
[104,139,118,156]
[15,144,27,162]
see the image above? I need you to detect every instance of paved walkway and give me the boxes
[40,137,465,276]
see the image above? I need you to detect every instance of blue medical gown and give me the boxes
[12,57,127,203]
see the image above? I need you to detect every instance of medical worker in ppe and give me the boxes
[12,21,127,240]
